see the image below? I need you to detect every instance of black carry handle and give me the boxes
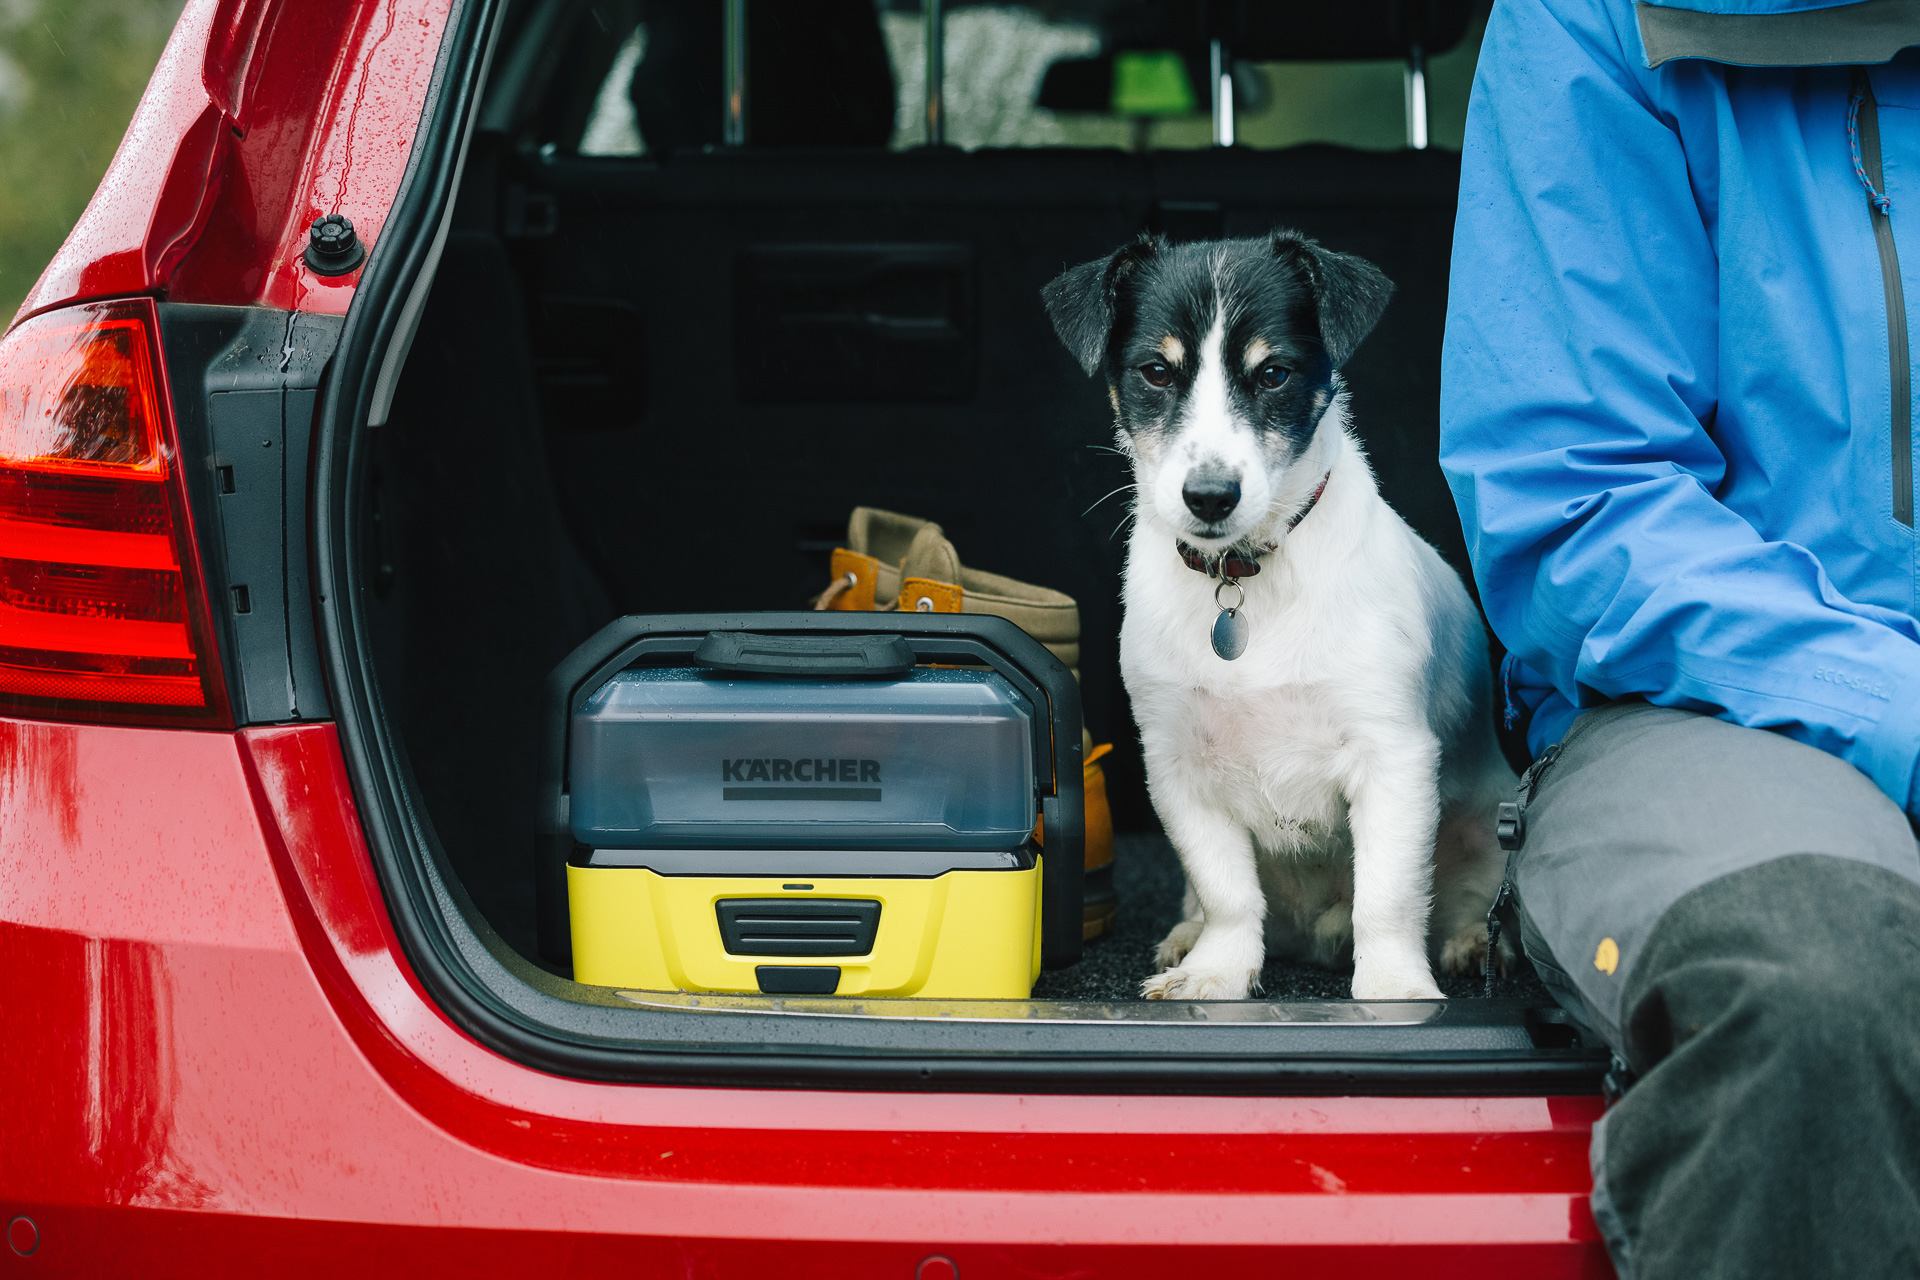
[535,612,1084,977]
[693,631,914,677]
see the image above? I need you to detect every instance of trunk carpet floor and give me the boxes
[1031,833,1554,1004]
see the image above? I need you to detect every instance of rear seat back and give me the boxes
[507,144,1463,827]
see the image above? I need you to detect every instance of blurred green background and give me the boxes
[0,0,185,320]
[0,1,1480,323]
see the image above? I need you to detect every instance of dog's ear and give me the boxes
[1042,236,1162,376]
[1270,230,1393,369]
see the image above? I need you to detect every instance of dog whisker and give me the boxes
[1081,483,1139,518]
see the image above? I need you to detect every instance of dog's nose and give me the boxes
[1182,473,1241,524]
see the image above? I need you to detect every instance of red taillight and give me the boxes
[0,299,229,724]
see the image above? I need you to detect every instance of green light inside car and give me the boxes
[1111,51,1196,117]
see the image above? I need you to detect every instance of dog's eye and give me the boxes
[1255,364,1290,390]
[1139,361,1174,388]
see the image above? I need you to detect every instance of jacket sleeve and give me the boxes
[1440,0,1920,811]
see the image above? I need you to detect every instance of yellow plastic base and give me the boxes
[569,861,1043,998]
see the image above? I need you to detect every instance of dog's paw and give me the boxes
[1141,965,1259,1001]
[1439,924,1515,978]
[1153,920,1205,970]
[1350,961,1444,1001]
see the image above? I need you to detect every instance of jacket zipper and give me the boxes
[1854,73,1912,526]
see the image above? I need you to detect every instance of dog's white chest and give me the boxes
[1134,671,1354,853]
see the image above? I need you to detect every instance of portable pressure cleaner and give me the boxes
[535,614,1085,998]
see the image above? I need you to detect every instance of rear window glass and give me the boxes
[568,1,1485,157]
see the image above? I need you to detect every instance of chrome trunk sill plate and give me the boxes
[615,991,1443,1024]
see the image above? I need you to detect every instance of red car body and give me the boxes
[1,0,1613,1272]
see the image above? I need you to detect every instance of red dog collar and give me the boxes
[1176,472,1329,580]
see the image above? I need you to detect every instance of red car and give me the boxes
[1,0,1613,1273]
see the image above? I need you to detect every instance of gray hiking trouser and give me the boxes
[1506,701,1920,1279]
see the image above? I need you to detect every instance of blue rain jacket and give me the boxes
[1441,0,1920,812]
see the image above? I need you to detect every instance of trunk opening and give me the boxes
[310,0,1606,1090]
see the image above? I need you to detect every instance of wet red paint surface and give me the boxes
[13,0,449,326]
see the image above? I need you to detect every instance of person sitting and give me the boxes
[1440,2,1920,1274]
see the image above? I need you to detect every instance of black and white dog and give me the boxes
[1044,231,1514,1001]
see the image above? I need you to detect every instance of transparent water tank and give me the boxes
[569,667,1037,849]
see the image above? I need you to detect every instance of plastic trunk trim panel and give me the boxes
[618,993,1446,1025]
[156,304,341,724]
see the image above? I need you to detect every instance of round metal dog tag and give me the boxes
[1211,607,1249,660]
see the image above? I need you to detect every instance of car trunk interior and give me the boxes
[352,0,1593,1069]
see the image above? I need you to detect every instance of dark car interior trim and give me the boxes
[158,304,341,724]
